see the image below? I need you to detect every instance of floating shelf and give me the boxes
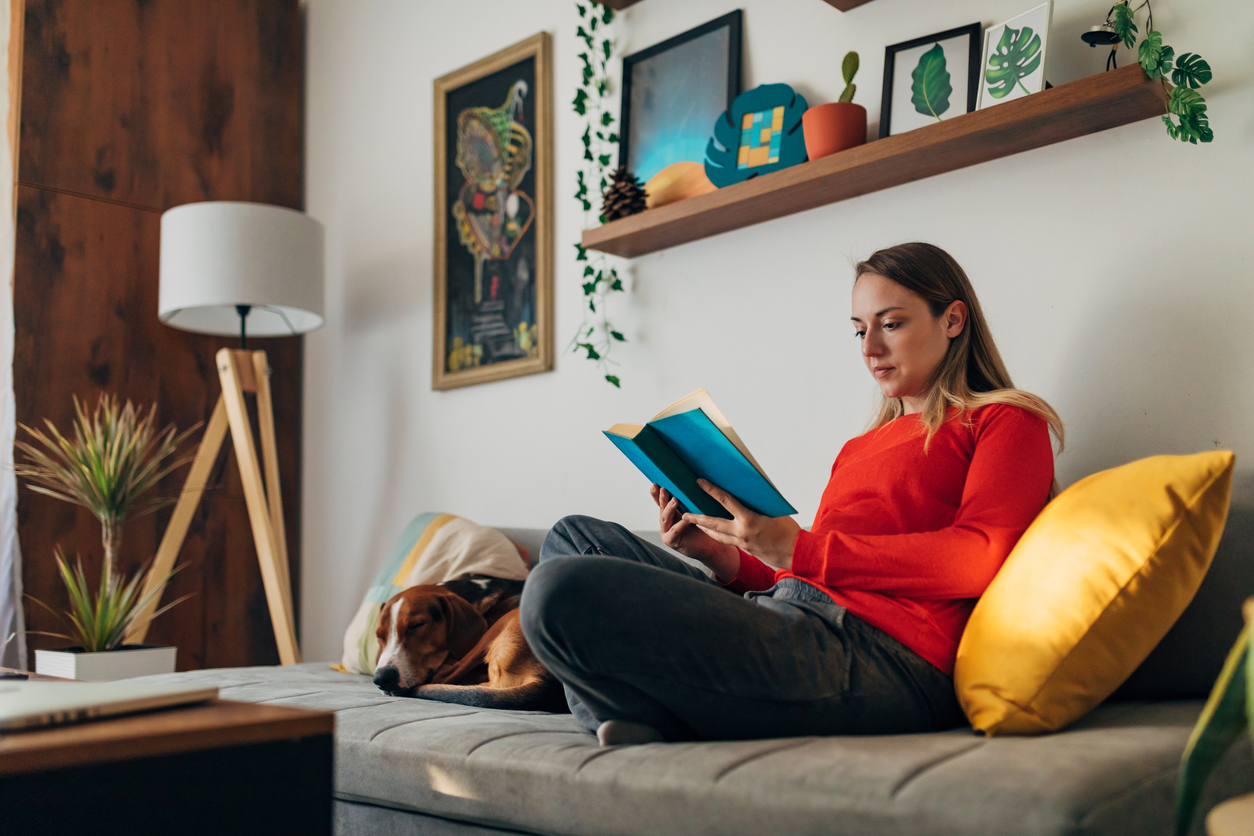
[598,0,875,11]
[583,65,1168,258]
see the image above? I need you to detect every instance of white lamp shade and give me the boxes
[159,201,325,337]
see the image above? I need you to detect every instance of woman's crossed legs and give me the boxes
[519,515,962,742]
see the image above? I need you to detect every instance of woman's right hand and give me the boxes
[650,484,740,583]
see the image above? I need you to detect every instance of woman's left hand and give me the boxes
[682,479,802,570]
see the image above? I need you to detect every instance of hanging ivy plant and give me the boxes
[570,1,627,388]
[1108,0,1214,144]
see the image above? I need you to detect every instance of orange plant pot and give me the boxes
[802,102,867,160]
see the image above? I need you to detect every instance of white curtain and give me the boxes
[0,0,25,670]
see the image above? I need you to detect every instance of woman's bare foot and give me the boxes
[596,719,664,746]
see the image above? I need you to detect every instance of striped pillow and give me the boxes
[340,513,529,675]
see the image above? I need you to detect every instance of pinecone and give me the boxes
[601,167,648,221]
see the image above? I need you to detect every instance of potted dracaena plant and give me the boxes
[17,394,197,680]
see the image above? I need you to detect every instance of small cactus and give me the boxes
[839,51,859,103]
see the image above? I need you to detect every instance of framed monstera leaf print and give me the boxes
[978,2,1054,110]
[879,23,982,139]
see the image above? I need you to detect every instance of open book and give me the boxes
[604,389,796,520]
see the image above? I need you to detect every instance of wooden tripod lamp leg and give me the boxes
[218,348,302,665]
[251,351,293,623]
[125,396,230,645]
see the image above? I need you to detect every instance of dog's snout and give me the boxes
[374,665,400,691]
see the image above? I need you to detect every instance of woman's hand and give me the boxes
[683,479,801,570]
[650,484,741,583]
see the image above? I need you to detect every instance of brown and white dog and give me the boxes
[372,573,567,713]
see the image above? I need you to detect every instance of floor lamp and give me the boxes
[124,202,325,665]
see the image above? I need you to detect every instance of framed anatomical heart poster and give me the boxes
[433,33,553,390]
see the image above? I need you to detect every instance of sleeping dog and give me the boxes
[372,573,567,713]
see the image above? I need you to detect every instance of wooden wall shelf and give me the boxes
[597,0,876,10]
[583,65,1167,258]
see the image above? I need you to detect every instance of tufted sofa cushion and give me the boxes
[135,663,1253,836]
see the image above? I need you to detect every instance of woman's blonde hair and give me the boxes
[855,242,1064,462]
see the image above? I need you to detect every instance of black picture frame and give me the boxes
[879,22,982,139]
[619,10,742,183]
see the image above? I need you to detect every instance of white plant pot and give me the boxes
[34,645,178,681]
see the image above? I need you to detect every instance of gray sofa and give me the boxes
[137,524,1254,836]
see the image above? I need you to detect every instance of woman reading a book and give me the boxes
[520,242,1063,745]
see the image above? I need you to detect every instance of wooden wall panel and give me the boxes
[14,0,303,670]
[19,0,302,211]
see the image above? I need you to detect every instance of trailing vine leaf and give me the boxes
[1164,86,1213,144]
[911,44,952,120]
[1112,2,1138,49]
[985,25,1042,100]
[569,2,626,386]
[1172,52,1213,89]
[1138,31,1174,80]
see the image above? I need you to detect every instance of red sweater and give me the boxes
[723,403,1054,675]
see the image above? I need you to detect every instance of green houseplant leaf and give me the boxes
[839,51,859,103]
[911,44,952,120]
[1138,31,1174,80]
[27,550,190,652]
[1174,624,1250,835]
[985,25,1042,100]
[1164,86,1213,144]
[1172,52,1213,89]
[1112,2,1138,49]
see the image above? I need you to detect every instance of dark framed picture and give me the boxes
[619,10,742,184]
[432,33,553,390]
[879,23,981,139]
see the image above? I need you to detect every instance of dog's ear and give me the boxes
[438,593,488,659]
[374,601,393,662]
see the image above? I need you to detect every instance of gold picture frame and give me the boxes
[433,32,553,390]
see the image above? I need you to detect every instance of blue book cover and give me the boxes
[604,389,796,519]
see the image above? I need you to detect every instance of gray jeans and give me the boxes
[518,515,966,741]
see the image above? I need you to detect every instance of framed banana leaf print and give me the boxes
[977,2,1053,110]
[433,33,553,390]
[879,23,981,138]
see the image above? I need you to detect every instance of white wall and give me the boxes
[302,0,1254,662]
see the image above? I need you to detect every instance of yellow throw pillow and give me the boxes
[955,451,1235,735]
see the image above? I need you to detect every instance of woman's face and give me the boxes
[851,272,966,414]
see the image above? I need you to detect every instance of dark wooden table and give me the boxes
[0,668,334,835]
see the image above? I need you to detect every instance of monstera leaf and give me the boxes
[985,25,1042,100]
[911,43,952,121]
[1172,52,1213,89]
[1111,2,1138,49]
[704,83,808,188]
[1138,30,1174,80]
[1164,87,1213,144]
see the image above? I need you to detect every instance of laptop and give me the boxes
[0,679,219,731]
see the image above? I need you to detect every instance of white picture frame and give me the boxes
[977,1,1053,110]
